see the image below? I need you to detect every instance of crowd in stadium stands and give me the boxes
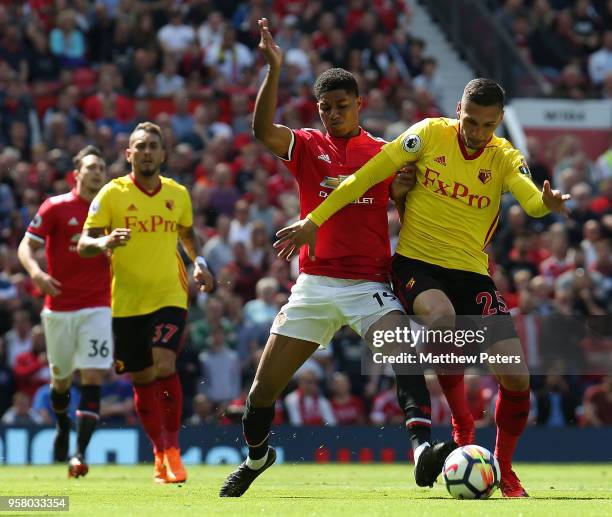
[492,0,612,98]
[0,1,610,430]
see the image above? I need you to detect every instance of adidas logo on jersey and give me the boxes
[127,204,138,211]
[434,155,446,166]
[68,217,79,226]
[317,153,331,164]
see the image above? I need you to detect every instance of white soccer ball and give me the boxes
[442,445,500,499]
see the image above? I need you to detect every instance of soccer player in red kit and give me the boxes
[78,122,214,484]
[219,19,456,497]
[18,146,125,477]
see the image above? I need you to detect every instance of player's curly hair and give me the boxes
[73,145,103,170]
[462,78,505,108]
[313,68,359,99]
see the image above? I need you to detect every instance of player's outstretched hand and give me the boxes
[194,264,215,293]
[32,270,62,296]
[274,218,318,261]
[258,18,282,68]
[104,228,131,249]
[390,163,417,200]
[542,180,571,216]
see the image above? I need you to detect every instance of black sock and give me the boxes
[242,398,275,461]
[77,385,101,456]
[394,371,432,450]
[50,387,71,432]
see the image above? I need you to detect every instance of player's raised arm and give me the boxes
[177,224,214,293]
[18,235,62,296]
[252,17,293,158]
[77,227,132,257]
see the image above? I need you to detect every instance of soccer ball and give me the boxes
[442,445,500,499]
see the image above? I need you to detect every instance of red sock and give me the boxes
[494,386,530,475]
[437,374,474,433]
[158,373,183,450]
[133,381,165,453]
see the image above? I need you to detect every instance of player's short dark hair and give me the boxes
[313,68,359,99]
[462,78,505,108]
[73,145,103,170]
[130,121,164,148]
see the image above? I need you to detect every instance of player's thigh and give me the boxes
[337,280,404,339]
[390,255,455,327]
[449,271,521,362]
[249,333,320,407]
[75,307,114,372]
[150,306,187,377]
[270,274,344,347]
[112,313,153,375]
[41,309,78,380]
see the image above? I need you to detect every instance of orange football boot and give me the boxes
[164,447,187,483]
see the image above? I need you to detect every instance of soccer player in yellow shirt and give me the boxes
[77,122,214,484]
[274,79,570,497]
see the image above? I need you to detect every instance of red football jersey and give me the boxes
[331,395,365,425]
[26,190,111,311]
[283,128,393,281]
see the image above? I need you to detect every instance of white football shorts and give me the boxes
[41,307,113,379]
[270,274,405,347]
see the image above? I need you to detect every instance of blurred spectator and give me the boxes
[465,370,494,426]
[243,277,279,329]
[204,27,254,83]
[6,310,33,368]
[582,376,612,426]
[199,326,241,404]
[186,393,216,425]
[1,391,44,425]
[12,324,49,399]
[49,10,86,68]
[588,29,612,87]
[425,372,451,425]
[208,163,241,218]
[330,372,366,425]
[155,55,185,97]
[533,369,579,426]
[202,214,234,275]
[31,383,79,425]
[157,9,196,55]
[539,223,573,281]
[370,377,404,425]
[0,338,14,416]
[99,371,135,425]
[413,57,444,109]
[171,90,195,141]
[198,11,225,49]
[285,368,337,426]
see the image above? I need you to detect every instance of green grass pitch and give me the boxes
[1,464,611,516]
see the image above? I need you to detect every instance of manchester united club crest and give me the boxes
[478,169,492,184]
[165,199,174,210]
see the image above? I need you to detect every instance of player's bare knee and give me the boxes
[499,373,530,392]
[80,369,104,385]
[413,291,455,329]
[52,377,71,392]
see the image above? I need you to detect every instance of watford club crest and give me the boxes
[405,277,416,291]
[478,169,492,184]
[165,199,174,211]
